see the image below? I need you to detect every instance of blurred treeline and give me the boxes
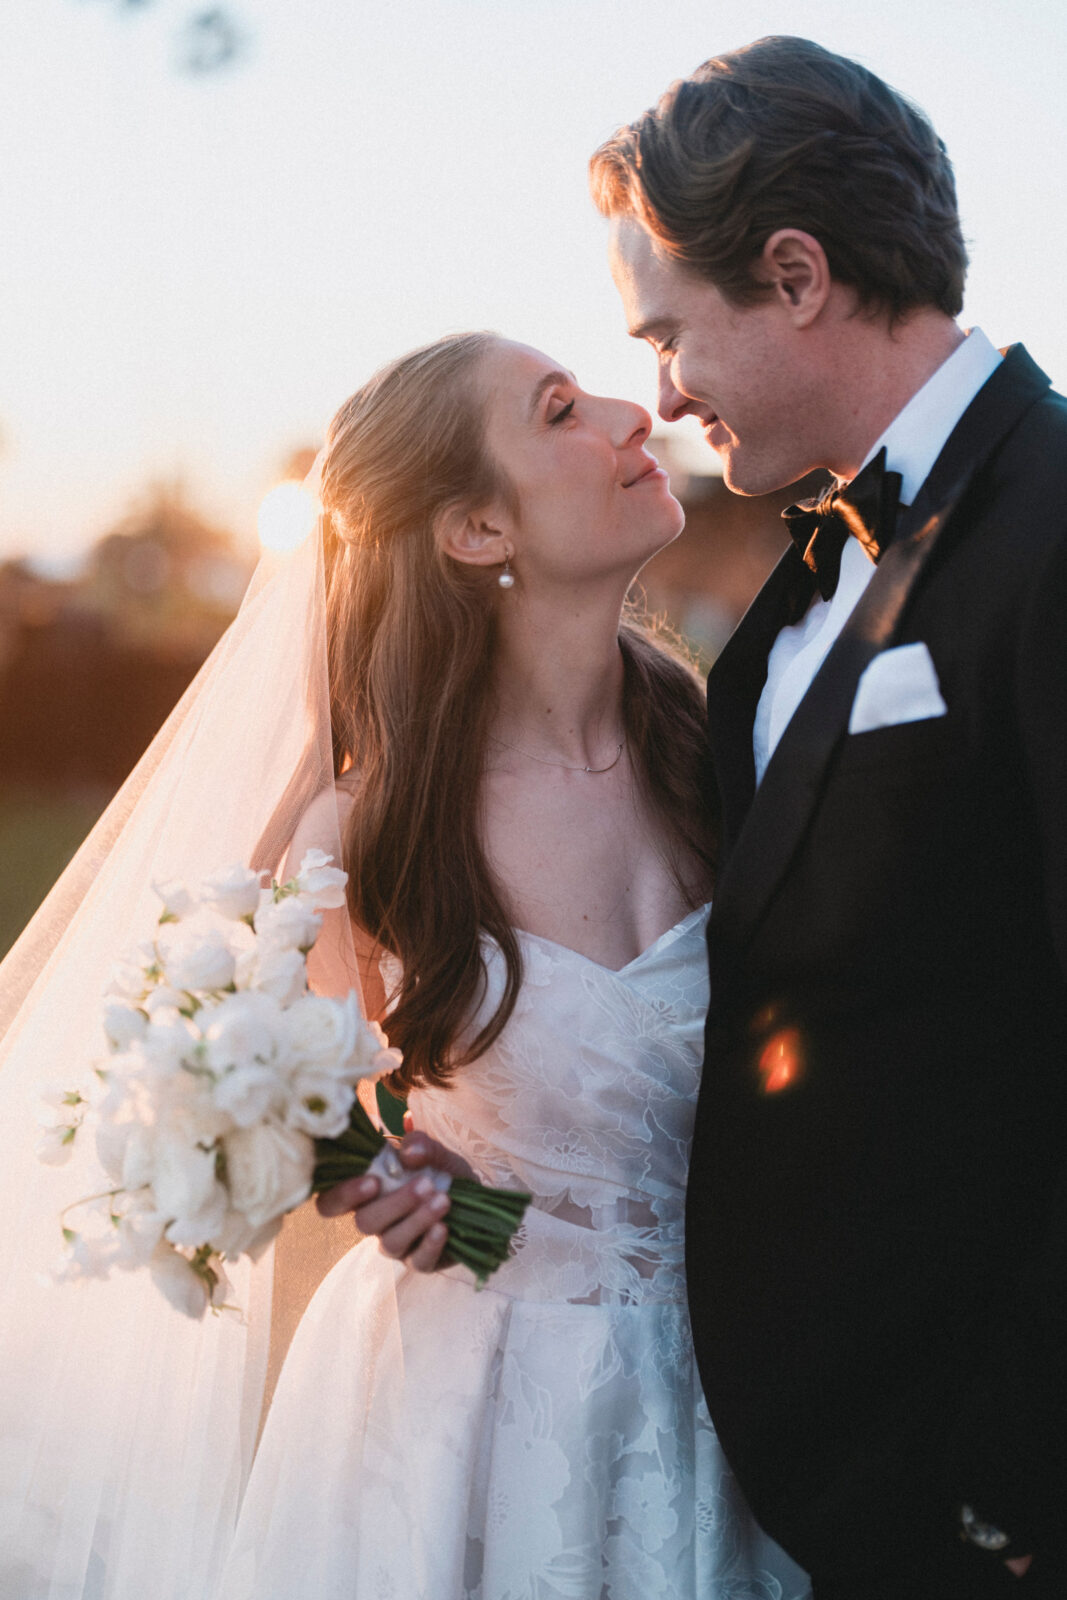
[0,453,823,959]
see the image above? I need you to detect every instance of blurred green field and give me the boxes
[0,788,108,960]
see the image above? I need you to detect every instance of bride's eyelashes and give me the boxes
[547,398,576,425]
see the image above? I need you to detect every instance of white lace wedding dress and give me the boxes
[219,905,810,1600]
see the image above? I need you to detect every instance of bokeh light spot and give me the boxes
[256,482,320,552]
[757,1026,805,1095]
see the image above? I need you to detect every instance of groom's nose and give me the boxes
[657,361,703,424]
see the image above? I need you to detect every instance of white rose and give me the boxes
[103,1001,148,1052]
[238,944,307,1007]
[153,879,196,922]
[164,929,236,993]
[150,1132,223,1229]
[203,990,287,1076]
[285,1070,356,1138]
[148,1243,210,1318]
[224,1122,314,1230]
[283,991,360,1072]
[202,864,264,922]
[213,1062,286,1128]
[293,849,349,910]
[253,896,323,953]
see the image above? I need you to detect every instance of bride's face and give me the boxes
[477,340,684,588]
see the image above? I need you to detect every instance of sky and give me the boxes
[1,0,1064,566]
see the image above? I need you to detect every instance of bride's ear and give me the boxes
[435,503,512,571]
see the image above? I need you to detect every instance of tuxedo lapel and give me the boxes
[707,342,1053,960]
[709,487,961,957]
[707,546,812,864]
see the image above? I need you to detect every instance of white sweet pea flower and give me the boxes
[203,990,287,1077]
[139,1012,201,1078]
[253,896,323,953]
[224,1121,315,1230]
[153,879,196,922]
[285,1070,356,1139]
[36,1124,79,1166]
[163,929,236,994]
[148,1243,211,1318]
[213,1062,286,1129]
[212,1208,282,1260]
[164,1185,230,1250]
[113,1201,167,1269]
[202,864,264,922]
[102,1001,149,1052]
[108,942,164,1001]
[144,985,192,1017]
[120,1124,158,1192]
[293,849,349,910]
[55,1231,118,1281]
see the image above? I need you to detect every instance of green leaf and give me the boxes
[375,1080,407,1137]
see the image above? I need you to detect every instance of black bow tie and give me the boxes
[781,447,903,601]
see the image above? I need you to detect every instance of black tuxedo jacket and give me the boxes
[687,346,1067,1596]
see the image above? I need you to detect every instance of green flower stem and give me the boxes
[312,1098,530,1288]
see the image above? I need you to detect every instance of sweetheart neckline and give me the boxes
[511,901,712,977]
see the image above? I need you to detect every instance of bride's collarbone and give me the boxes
[481,776,695,969]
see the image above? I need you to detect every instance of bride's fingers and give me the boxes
[373,1190,451,1265]
[316,1174,378,1217]
[353,1173,445,1239]
[407,1220,449,1273]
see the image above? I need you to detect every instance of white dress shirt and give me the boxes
[752,328,1003,786]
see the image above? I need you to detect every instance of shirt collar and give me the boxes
[856,327,1003,506]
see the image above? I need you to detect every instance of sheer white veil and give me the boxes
[0,502,380,1597]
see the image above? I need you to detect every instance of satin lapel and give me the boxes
[709,486,962,957]
[707,546,811,864]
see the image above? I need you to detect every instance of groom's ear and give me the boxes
[434,503,511,570]
[760,230,831,328]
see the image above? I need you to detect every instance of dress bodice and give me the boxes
[404,904,711,1307]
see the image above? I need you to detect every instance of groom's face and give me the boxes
[609,217,821,496]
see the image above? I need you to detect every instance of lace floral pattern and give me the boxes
[221,909,811,1600]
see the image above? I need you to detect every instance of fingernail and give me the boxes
[413,1175,434,1198]
[428,1223,446,1242]
[406,1139,426,1158]
[353,1177,376,1201]
[429,1192,450,1214]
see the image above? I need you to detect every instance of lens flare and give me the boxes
[757,1026,804,1095]
[257,482,320,552]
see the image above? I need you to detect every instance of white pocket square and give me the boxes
[848,641,947,735]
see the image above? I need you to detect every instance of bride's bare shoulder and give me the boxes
[284,777,357,877]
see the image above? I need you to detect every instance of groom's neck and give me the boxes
[815,304,965,482]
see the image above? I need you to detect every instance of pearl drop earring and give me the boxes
[497,553,515,590]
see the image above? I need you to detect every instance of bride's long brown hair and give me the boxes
[320,332,716,1091]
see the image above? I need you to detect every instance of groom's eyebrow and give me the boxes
[527,370,576,418]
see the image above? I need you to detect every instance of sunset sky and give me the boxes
[2,0,1064,565]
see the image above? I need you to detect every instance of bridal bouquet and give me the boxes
[38,852,529,1315]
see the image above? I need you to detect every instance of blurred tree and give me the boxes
[71,0,248,75]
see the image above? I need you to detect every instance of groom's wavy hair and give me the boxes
[589,36,967,322]
[320,333,715,1091]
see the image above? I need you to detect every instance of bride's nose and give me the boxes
[609,399,653,450]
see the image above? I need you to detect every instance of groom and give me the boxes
[590,35,1067,1599]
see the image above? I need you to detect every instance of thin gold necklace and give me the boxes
[489,735,625,774]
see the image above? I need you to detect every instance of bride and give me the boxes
[0,331,809,1598]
